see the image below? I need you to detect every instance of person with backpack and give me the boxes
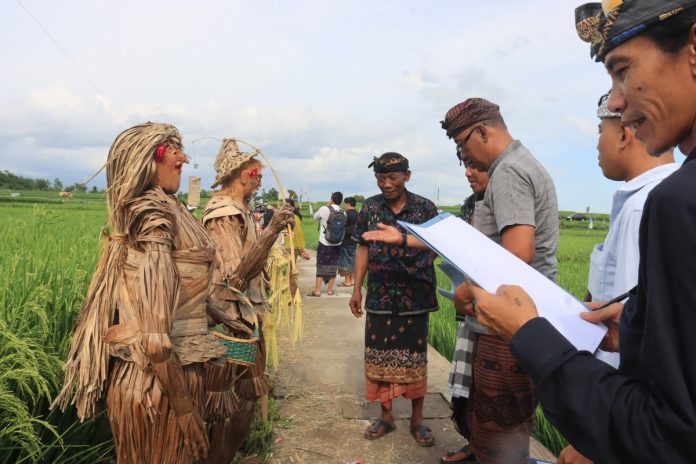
[309,191,345,296]
[337,196,359,287]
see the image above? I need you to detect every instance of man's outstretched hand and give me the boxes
[361,223,401,244]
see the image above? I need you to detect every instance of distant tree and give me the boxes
[0,170,32,190]
[353,194,365,203]
[265,187,279,202]
[53,178,63,191]
[287,189,298,200]
[91,185,98,193]
[66,183,87,193]
[34,179,50,190]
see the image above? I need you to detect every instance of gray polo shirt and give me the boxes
[475,139,559,279]
[467,140,559,333]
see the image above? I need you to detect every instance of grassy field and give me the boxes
[0,193,607,460]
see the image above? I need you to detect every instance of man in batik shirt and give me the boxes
[349,152,439,447]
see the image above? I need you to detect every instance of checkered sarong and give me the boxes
[447,321,476,398]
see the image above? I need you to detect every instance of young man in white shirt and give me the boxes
[557,91,678,464]
[309,191,343,296]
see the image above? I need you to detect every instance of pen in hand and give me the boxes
[595,291,630,310]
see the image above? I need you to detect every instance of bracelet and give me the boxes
[401,233,408,247]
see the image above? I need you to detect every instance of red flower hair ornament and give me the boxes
[248,168,259,179]
[154,143,167,163]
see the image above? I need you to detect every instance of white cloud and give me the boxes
[0,0,623,212]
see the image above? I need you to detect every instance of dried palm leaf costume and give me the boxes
[51,122,225,463]
[202,139,293,464]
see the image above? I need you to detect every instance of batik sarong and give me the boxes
[338,242,356,275]
[316,242,339,282]
[364,312,428,408]
[468,334,538,464]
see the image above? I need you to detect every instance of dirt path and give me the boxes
[269,250,556,464]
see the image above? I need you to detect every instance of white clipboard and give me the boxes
[399,213,606,353]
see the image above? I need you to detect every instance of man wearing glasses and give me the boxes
[439,98,559,464]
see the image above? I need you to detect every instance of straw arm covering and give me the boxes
[227,205,295,292]
[203,196,292,297]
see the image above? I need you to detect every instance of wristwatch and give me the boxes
[401,233,408,247]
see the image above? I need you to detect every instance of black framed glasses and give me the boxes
[456,125,481,155]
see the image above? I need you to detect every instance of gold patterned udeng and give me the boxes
[577,15,603,48]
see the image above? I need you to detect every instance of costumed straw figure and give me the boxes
[51,122,226,463]
[202,139,294,464]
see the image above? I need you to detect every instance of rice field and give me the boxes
[0,192,607,460]
[0,199,113,463]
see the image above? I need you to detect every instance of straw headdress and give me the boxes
[211,138,260,188]
[106,122,185,232]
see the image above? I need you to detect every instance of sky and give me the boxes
[0,0,684,213]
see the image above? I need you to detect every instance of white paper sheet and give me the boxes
[399,213,606,353]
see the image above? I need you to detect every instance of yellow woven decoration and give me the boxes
[263,305,278,370]
[291,286,303,346]
[266,243,293,332]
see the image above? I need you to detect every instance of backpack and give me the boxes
[323,206,347,244]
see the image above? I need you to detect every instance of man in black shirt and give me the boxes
[337,196,358,287]
[455,2,696,462]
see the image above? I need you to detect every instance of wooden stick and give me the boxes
[260,394,269,422]
[288,224,297,274]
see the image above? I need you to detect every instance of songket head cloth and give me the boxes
[368,152,410,173]
[441,98,502,139]
[597,91,622,119]
[210,139,260,188]
[106,122,185,233]
[576,0,696,62]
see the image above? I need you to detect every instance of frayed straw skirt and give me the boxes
[107,359,205,464]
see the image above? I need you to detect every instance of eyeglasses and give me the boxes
[456,125,482,156]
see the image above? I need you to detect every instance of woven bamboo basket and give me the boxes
[211,329,259,367]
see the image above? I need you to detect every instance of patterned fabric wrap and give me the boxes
[441,98,502,139]
[468,334,538,464]
[316,242,340,282]
[448,322,476,399]
[575,0,696,62]
[365,376,428,410]
[338,242,357,274]
[364,312,428,405]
